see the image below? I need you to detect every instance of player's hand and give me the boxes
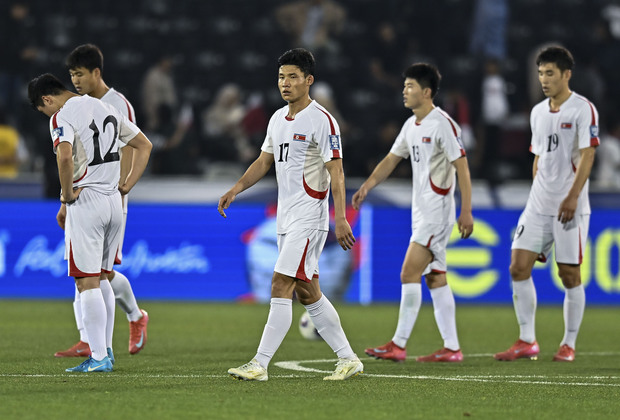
[335,218,356,250]
[352,186,368,210]
[119,183,132,196]
[218,190,237,218]
[457,211,474,239]
[60,187,83,205]
[56,204,67,230]
[558,196,577,223]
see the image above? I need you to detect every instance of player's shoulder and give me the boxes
[568,92,597,112]
[432,107,460,134]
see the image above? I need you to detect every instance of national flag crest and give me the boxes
[561,122,572,129]
[329,134,341,150]
[590,125,599,137]
[52,127,64,140]
[293,133,306,142]
[422,137,431,144]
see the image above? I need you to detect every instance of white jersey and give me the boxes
[101,87,136,124]
[50,95,140,195]
[261,100,342,234]
[526,92,600,216]
[390,106,466,225]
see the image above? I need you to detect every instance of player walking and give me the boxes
[219,48,363,381]
[353,63,474,363]
[494,46,599,362]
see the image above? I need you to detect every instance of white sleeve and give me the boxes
[577,100,600,149]
[389,120,411,159]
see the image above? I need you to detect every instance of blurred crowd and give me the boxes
[2,0,620,195]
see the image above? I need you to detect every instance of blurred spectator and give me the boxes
[441,86,475,154]
[275,0,346,55]
[475,59,509,184]
[0,107,28,178]
[148,103,200,175]
[469,0,509,60]
[0,1,41,122]
[141,55,178,131]
[594,121,620,190]
[368,22,403,91]
[241,92,269,149]
[201,83,252,163]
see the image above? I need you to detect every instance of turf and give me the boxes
[1,300,619,419]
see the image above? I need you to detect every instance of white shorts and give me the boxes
[410,222,454,275]
[65,188,123,277]
[275,229,328,282]
[511,207,589,264]
[114,194,129,264]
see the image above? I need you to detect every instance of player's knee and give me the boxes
[509,261,531,280]
[558,266,581,288]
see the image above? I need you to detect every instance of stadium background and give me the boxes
[1,0,619,304]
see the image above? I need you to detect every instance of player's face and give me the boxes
[538,62,571,99]
[402,78,428,110]
[69,67,98,95]
[278,65,312,103]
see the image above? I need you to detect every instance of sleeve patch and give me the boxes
[329,134,341,150]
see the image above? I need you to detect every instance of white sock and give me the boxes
[73,286,88,343]
[99,279,116,349]
[429,284,460,351]
[110,271,142,322]
[392,283,422,349]
[79,288,107,360]
[305,294,356,360]
[255,298,292,369]
[512,277,537,343]
[561,284,585,349]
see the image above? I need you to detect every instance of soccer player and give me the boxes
[218,48,363,381]
[28,73,152,371]
[53,44,149,359]
[353,63,474,363]
[494,46,599,362]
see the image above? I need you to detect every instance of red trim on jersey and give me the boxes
[303,175,328,199]
[315,106,342,159]
[430,269,446,274]
[576,95,600,147]
[426,235,435,248]
[295,239,311,282]
[537,253,547,263]
[117,93,135,123]
[429,176,450,196]
[69,242,100,278]
[114,248,122,265]
[285,116,294,121]
[437,108,466,156]
[52,112,61,148]
[74,167,88,183]
[572,161,577,173]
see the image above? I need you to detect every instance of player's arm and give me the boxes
[56,142,76,204]
[119,146,133,186]
[352,152,402,210]
[326,158,355,250]
[218,151,274,218]
[558,147,596,223]
[452,156,474,239]
[119,132,153,195]
[532,155,539,179]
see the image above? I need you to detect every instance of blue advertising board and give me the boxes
[0,200,619,304]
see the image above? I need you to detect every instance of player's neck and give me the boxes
[91,81,110,100]
[549,88,572,111]
[412,103,435,122]
[287,96,312,119]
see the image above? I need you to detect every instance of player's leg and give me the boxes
[366,241,430,362]
[228,271,295,382]
[296,276,363,380]
[552,215,588,361]
[54,285,91,357]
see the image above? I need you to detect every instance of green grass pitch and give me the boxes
[1,300,619,419]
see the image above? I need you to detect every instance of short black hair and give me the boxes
[403,63,441,98]
[28,73,68,109]
[277,48,315,77]
[536,46,574,72]
[66,43,104,72]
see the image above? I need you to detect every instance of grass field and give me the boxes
[1,300,619,419]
